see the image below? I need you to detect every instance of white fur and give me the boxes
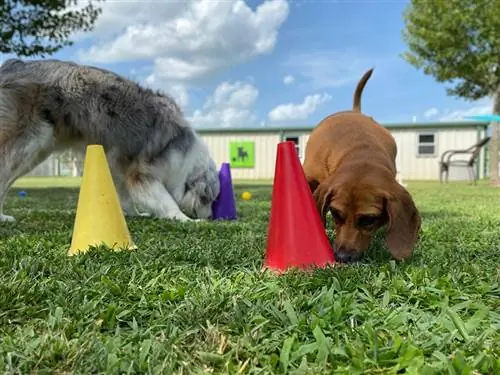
[164,137,215,220]
[103,133,216,222]
[0,122,55,222]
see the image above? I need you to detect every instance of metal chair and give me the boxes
[439,136,490,184]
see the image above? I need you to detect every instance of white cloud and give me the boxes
[188,81,259,128]
[143,75,189,109]
[283,75,295,85]
[168,84,190,110]
[438,104,491,122]
[282,49,391,90]
[268,93,332,122]
[422,99,493,122]
[76,0,290,83]
[423,107,439,119]
[146,58,213,82]
[66,1,187,41]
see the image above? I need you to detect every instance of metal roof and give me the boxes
[195,120,490,134]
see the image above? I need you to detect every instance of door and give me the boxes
[284,136,301,159]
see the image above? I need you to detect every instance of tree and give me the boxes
[401,0,500,185]
[0,0,104,57]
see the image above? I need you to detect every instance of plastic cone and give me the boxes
[211,162,237,220]
[263,141,335,272]
[68,144,136,256]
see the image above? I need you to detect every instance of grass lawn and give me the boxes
[1,178,499,374]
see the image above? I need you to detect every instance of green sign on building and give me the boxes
[229,141,255,168]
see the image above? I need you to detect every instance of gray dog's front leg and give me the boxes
[126,176,195,221]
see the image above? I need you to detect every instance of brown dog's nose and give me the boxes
[333,244,363,263]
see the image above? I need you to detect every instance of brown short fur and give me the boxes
[302,68,421,262]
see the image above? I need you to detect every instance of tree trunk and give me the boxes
[489,88,500,186]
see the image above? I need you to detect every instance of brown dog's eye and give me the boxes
[331,209,345,224]
[357,215,379,228]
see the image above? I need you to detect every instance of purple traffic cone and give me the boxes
[211,162,237,220]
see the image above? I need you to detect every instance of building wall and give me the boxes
[391,127,484,180]
[201,126,485,181]
[26,154,58,177]
[17,124,487,182]
[201,132,282,179]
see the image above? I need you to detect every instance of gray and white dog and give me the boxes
[0,58,220,222]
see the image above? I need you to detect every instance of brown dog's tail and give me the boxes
[352,68,374,112]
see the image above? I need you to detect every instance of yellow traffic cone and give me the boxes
[68,144,136,256]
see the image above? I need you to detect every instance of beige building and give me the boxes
[198,120,490,181]
[28,120,490,182]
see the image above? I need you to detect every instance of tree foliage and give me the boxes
[402,0,500,185]
[401,0,500,101]
[0,0,104,57]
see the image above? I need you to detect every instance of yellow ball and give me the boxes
[241,191,252,200]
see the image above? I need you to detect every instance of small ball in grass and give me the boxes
[18,191,27,197]
[241,191,252,200]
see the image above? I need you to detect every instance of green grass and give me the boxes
[1,178,499,374]
[12,176,274,189]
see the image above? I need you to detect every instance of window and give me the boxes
[417,133,436,156]
[285,136,300,158]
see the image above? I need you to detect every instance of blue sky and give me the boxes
[1,0,493,129]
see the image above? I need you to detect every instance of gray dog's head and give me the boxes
[143,92,220,220]
[173,134,220,220]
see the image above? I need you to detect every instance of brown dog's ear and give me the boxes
[384,183,421,260]
[312,179,335,226]
[307,178,320,194]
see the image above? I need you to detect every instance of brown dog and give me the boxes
[302,68,421,263]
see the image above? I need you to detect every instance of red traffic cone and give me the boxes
[263,141,335,273]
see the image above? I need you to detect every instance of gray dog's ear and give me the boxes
[188,173,219,205]
[383,183,421,260]
[200,178,220,204]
